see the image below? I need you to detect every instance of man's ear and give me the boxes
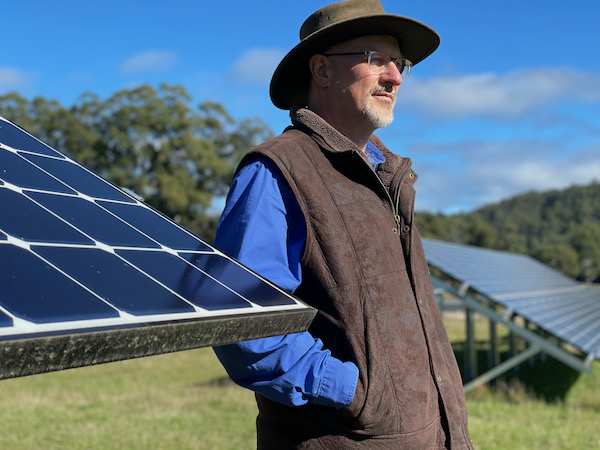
[308,54,331,88]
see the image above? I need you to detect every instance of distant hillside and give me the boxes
[416,181,600,282]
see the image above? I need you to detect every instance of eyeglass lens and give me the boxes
[368,52,411,78]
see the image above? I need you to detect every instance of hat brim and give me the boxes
[270,14,440,110]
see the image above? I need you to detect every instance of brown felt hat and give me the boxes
[270,0,440,110]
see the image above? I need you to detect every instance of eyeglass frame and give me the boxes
[321,51,412,78]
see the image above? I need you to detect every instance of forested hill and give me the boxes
[415,181,600,282]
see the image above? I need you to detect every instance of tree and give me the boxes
[568,222,600,282]
[464,213,498,248]
[530,242,581,278]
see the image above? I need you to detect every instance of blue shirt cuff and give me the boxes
[313,357,358,409]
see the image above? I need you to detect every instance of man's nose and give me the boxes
[380,62,403,86]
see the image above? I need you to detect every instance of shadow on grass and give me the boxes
[193,375,236,388]
[452,339,582,403]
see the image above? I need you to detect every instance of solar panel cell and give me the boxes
[0,313,13,328]
[0,119,64,158]
[562,315,600,344]
[116,249,254,311]
[0,244,120,323]
[0,149,76,193]
[26,191,162,248]
[179,252,298,307]
[21,153,135,202]
[0,188,94,244]
[33,246,197,315]
[97,200,210,251]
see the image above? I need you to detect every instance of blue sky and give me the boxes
[2,0,599,214]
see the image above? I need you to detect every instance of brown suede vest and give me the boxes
[242,108,472,449]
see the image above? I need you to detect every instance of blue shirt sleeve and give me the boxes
[213,157,358,409]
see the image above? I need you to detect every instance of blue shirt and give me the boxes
[213,142,385,409]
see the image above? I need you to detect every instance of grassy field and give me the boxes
[0,349,257,449]
[0,317,598,449]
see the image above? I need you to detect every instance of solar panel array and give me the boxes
[422,238,600,359]
[0,116,315,379]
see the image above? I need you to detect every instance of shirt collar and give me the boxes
[365,141,386,170]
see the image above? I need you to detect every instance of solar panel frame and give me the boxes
[0,115,316,379]
[422,238,600,360]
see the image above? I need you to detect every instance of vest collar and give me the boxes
[289,106,417,190]
[290,106,364,155]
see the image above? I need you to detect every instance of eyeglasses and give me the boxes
[322,51,412,78]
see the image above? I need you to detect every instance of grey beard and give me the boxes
[360,88,396,128]
[362,108,394,129]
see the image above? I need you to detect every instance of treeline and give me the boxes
[1,86,272,241]
[416,182,600,282]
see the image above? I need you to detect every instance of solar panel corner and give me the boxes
[0,115,317,379]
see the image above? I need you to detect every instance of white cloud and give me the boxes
[121,51,178,75]
[411,140,600,213]
[400,68,600,119]
[230,48,286,84]
[0,67,34,92]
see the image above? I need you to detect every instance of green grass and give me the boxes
[444,314,600,449]
[0,316,598,449]
[0,349,258,449]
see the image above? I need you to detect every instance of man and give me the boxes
[214,0,473,448]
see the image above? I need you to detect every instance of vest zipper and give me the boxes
[391,164,412,232]
[380,165,411,233]
[354,151,410,233]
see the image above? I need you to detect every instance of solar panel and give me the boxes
[422,238,600,359]
[0,116,316,379]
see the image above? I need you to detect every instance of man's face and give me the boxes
[325,35,403,132]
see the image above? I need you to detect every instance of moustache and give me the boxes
[372,86,396,101]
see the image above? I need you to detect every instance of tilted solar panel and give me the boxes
[0,116,316,379]
[422,238,600,359]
